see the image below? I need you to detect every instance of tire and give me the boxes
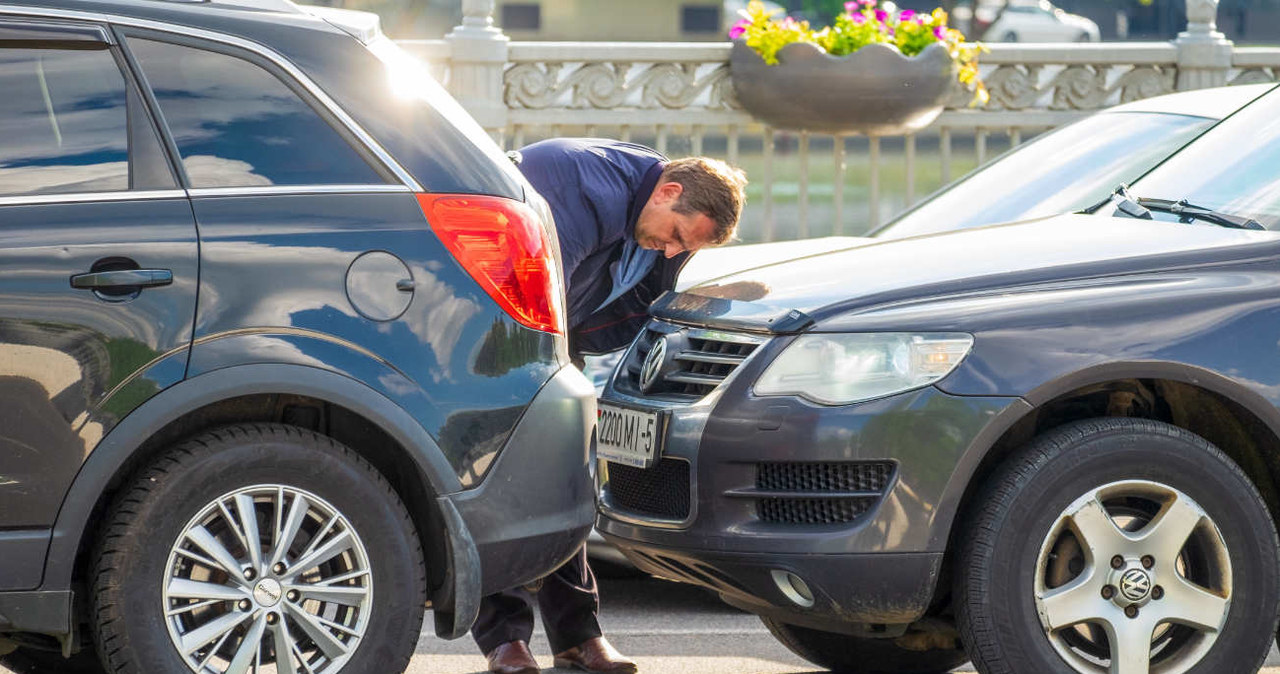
[1001,31,1019,42]
[90,424,427,674]
[956,418,1280,674]
[762,617,970,673]
[0,646,106,673]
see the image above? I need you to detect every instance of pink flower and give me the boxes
[899,9,915,21]
[859,0,876,7]
[915,15,927,24]
[729,18,749,39]
[844,1,859,12]
[933,25,947,39]
[875,8,888,22]
[850,12,866,23]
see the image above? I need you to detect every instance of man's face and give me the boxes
[634,181,719,259]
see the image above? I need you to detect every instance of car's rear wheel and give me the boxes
[957,418,1279,674]
[91,424,426,674]
[761,617,969,673]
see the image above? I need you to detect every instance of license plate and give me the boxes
[597,402,666,468]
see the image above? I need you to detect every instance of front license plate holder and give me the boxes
[596,402,668,469]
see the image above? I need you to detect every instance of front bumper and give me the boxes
[439,365,596,636]
[597,379,1023,625]
[610,539,943,631]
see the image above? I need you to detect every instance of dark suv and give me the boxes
[597,87,1280,672]
[0,1,593,673]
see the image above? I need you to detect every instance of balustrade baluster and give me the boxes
[940,127,952,185]
[834,136,846,237]
[869,136,881,231]
[799,131,810,239]
[905,134,916,208]
[763,127,775,242]
[727,125,739,167]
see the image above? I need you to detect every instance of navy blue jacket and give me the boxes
[518,138,689,355]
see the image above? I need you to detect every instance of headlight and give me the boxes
[754,333,974,405]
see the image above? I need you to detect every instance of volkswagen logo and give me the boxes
[1120,569,1152,602]
[639,337,668,393]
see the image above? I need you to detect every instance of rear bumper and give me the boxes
[437,364,596,636]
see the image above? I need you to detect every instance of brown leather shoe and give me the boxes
[553,637,637,674]
[485,640,541,674]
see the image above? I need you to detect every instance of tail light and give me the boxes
[417,193,563,335]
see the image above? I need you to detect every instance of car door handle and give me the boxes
[70,269,173,289]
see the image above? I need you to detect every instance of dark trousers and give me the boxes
[471,544,602,655]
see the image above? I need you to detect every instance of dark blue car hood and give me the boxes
[653,215,1280,332]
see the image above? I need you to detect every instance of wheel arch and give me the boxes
[45,364,466,622]
[932,361,1280,610]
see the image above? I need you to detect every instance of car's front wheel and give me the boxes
[91,424,426,674]
[761,617,969,673]
[957,418,1280,674]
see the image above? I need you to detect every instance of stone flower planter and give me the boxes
[730,40,957,136]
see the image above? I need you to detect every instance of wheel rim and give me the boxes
[162,485,373,674]
[1034,480,1232,674]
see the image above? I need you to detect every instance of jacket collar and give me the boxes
[627,162,666,239]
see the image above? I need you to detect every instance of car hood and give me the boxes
[653,214,1280,332]
[676,236,867,290]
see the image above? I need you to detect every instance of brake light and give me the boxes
[417,193,563,335]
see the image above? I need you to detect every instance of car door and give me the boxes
[0,16,198,587]
[114,30,419,380]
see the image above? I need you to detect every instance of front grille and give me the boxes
[606,458,691,520]
[752,462,895,525]
[757,462,895,493]
[757,498,874,525]
[617,323,766,399]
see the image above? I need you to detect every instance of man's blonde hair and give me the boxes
[662,157,748,245]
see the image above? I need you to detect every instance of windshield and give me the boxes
[1130,90,1280,229]
[876,111,1213,239]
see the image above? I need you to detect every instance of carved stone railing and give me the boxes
[396,0,1280,239]
[1232,48,1280,84]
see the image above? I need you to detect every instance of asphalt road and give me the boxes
[406,572,1280,674]
[7,573,1280,672]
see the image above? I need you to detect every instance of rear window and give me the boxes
[127,37,387,188]
[0,46,130,196]
[314,35,525,199]
[876,111,1214,239]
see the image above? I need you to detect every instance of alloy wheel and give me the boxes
[1034,480,1231,674]
[162,485,373,674]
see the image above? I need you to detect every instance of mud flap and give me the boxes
[432,497,482,640]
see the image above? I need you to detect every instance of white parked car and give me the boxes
[983,0,1100,42]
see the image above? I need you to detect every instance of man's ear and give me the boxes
[656,180,684,204]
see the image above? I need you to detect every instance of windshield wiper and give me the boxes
[1101,185,1264,230]
[1134,197,1265,230]
[1106,184,1152,220]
